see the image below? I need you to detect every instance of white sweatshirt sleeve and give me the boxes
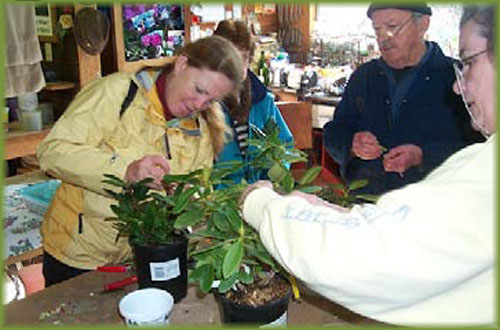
[242,161,494,325]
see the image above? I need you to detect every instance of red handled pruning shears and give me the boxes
[102,275,138,292]
[97,265,132,273]
[97,265,137,292]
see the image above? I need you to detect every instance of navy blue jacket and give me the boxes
[323,42,482,195]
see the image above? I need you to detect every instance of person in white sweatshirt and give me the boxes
[240,5,496,326]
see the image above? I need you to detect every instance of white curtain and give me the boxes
[4,4,46,98]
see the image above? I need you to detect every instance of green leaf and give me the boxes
[297,186,323,194]
[218,272,238,293]
[222,240,243,278]
[298,166,322,185]
[327,183,347,192]
[348,179,369,191]
[355,194,379,203]
[281,172,295,193]
[198,263,215,294]
[102,174,126,187]
[133,185,150,202]
[267,163,287,183]
[173,206,204,229]
[224,205,242,233]
[253,246,277,269]
[211,211,230,232]
[191,228,227,240]
[173,186,198,214]
[238,268,253,284]
[162,173,192,185]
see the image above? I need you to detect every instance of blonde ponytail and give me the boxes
[201,102,232,156]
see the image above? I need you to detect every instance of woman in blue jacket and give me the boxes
[214,20,293,183]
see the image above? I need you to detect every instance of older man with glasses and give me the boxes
[323,3,484,196]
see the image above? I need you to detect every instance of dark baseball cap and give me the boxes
[367,4,432,18]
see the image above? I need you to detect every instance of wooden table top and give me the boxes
[4,269,380,326]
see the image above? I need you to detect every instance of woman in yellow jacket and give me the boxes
[37,36,244,286]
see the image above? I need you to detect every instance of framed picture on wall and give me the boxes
[35,4,58,42]
[113,4,189,72]
[126,4,184,60]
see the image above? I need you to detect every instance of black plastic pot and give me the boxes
[217,287,292,326]
[132,235,188,303]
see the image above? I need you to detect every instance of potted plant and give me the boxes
[102,173,203,303]
[182,120,322,325]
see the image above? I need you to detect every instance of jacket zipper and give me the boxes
[164,134,172,159]
[78,213,83,234]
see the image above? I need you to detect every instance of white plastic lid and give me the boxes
[119,288,174,325]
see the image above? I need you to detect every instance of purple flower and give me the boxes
[123,6,135,21]
[152,4,159,16]
[135,5,146,15]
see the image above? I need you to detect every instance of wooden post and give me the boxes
[74,4,102,88]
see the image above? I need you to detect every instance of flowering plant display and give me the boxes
[122,4,185,62]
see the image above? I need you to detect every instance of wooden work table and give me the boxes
[3,169,50,185]
[4,123,52,160]
[5,269,381,325]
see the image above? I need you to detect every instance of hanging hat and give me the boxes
[73,7,110,55]
[367,4,432,18]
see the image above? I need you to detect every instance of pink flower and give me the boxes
[150,33,162,46]
[141,34,151,47]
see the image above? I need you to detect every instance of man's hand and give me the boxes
[383,144,423,175]
[351,131,384,160]
[124,155,170,190]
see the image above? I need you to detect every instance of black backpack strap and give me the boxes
[119,80,139,118]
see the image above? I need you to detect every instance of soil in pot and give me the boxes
[218,275,292,325]
[133,235,188,303]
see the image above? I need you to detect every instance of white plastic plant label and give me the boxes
[149,258,180,281]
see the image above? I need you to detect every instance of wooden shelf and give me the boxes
[44,81,77,91]
[5,123,53,160]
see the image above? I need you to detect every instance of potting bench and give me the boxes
[4,268,383,325]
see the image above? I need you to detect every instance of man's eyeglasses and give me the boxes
[373,16,414,38]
